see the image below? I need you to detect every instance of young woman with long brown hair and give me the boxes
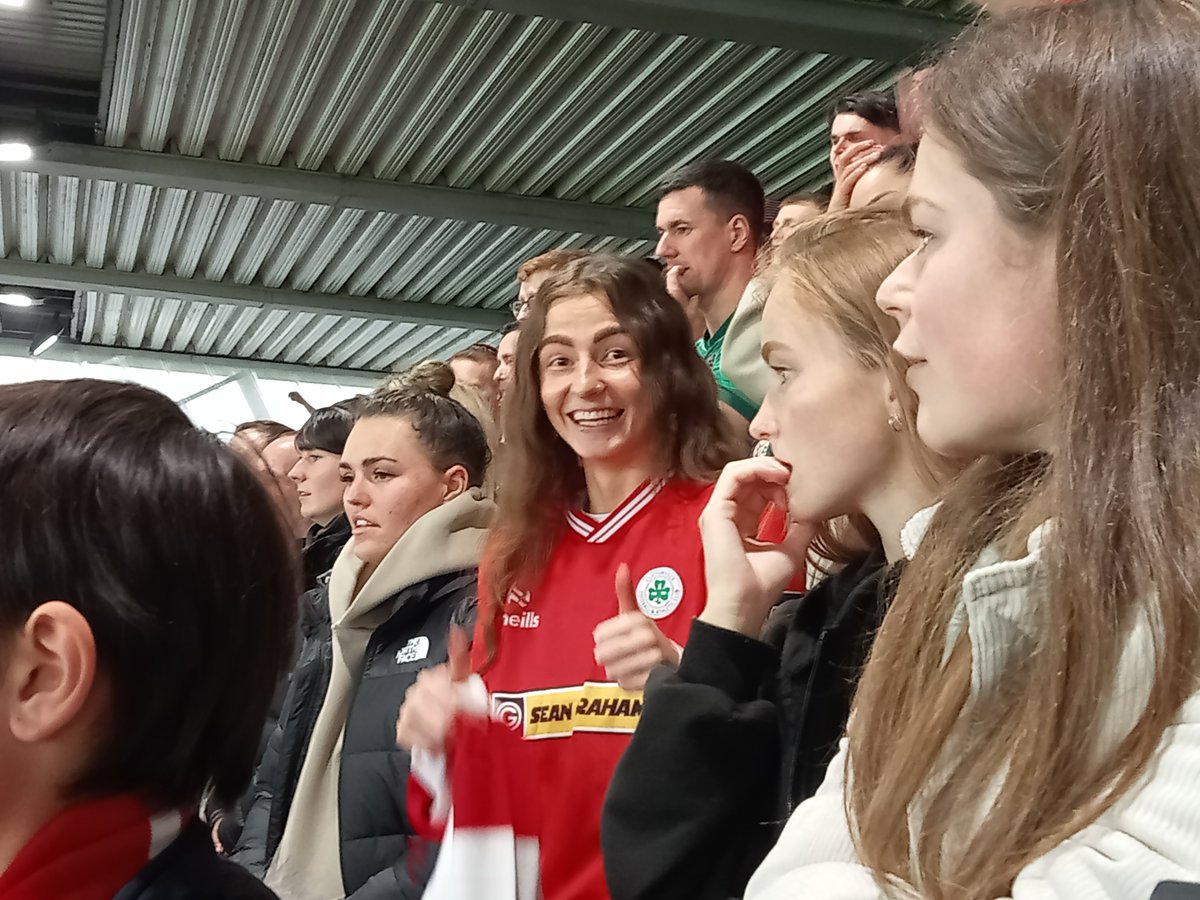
[397,254,744,900]
[733,3,1200,898]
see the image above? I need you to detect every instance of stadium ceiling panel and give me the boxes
[0,0,970,374]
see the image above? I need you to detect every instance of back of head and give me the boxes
[659,160,766,248]
[232,419,293,455]
[0,380,298,811]
[850,3,1200,896]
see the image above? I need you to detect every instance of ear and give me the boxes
[6,602,97,744]
[729,214,754,255]
[441,465,471,502]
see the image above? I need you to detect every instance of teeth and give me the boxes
[355,519,372,527]
[571,409,620,423]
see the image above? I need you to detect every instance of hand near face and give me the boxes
[830,143,884,212]
[665,265,706,341]
[593,564,682,691]
[698,459,813,638]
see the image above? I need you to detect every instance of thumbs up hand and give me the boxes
[593,564,682,691]
[396,625,473,754]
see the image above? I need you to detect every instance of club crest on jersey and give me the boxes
[635,566,684,619]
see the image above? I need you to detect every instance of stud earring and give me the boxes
[888,413,904,433]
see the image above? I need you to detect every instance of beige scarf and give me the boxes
[266,489,495,900]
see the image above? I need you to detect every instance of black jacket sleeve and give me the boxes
[601,618,784,900]
[230,717,284,878]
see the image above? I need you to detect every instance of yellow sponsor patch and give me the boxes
[491,682,644,740]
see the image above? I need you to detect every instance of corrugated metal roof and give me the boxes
[2,0,968,373]
[105,1,901,198]
[74,290,500,371]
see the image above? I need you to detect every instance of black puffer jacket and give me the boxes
[601,549,897,900]
[115,822,278,900]
[303,515,352,588]
[214,513,352,854]
[233,569,477,899]
[213,516,353,852]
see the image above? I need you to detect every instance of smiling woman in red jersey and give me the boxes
[398,254,745,900]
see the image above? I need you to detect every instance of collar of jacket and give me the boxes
[327,489,494,630]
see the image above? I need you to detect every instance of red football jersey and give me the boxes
[474,477,713,900]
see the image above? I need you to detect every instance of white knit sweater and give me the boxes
[745,509,1200,900]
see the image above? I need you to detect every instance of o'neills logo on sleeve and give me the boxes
[490,682,644,740]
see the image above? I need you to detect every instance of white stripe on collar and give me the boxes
[567,480,666,545]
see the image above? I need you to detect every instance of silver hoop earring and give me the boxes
[888,413,904,433]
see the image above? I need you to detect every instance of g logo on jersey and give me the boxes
[492,695,526,732]
[636,566,684,619]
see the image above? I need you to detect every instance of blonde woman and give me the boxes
[603,211,953,900]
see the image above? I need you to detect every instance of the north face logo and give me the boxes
[395,636,430,664]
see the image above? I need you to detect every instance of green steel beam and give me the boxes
[0,258,510,331]
[22,142,656,239]
[436,0,966,62]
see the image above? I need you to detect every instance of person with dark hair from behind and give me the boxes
[656,158,769,430]
[233,362,495,900]
[0,379,297,900]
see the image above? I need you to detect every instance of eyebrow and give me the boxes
[538,324,628,352]
[901,196,942,221]
[760,339,785,362]
[340,456,397,471]
[657,217,690,233]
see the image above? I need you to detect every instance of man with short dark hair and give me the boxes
[828,90,905,211]
[655,159,766,427]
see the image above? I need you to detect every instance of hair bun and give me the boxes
[377,360,456,398]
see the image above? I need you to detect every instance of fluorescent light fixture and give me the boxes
[0,292,32,307]
[0,142,32,162]
[30,317,65,357]
[31,331,60,357]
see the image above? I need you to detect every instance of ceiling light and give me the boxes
[0,0,28,9]
[0,292,32,307]
[30,318,65,357]
[0,142,32,162]
[31,332,59,356]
